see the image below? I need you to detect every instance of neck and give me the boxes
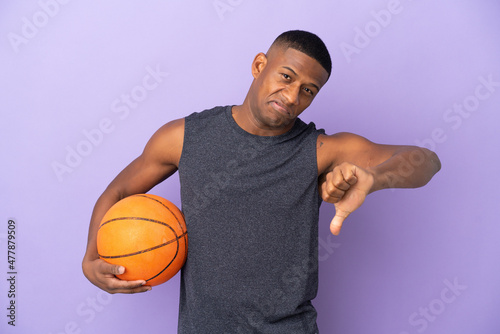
[231,99,295,137]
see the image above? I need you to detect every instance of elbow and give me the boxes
[427,149,442,174]
[418,148,441,179]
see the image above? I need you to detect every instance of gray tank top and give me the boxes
[178,105,324,333]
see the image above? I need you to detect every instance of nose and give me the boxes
[282,83,300,106]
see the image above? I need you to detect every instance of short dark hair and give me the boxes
[271,30,332,78]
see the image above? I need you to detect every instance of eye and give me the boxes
[281,73,291,80]
[303,87,314,96]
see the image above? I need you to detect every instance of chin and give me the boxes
[264,108,288,127]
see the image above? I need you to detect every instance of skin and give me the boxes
[82,44,441,294]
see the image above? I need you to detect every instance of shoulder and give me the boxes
[183,105,230,133]
[185,105,228,122]
[149,118,185,144]
[142,118,185,167]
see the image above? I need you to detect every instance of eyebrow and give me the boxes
[281,66,321,92]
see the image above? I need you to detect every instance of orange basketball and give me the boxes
[97,194,188,286]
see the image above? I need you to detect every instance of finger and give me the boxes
[99,276,150,294]
[330,168,351,191]
[96,260,148,292]
[112,286,152,294]
[330,209,351,236]
[322,172,349,202]
[108,279,152,294]
[339,164,358,186]
[321,180,345,202]
[98,259,125,276]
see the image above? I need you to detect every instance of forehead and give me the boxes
[268,47,329,88]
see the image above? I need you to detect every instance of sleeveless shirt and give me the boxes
[177,105,324,333]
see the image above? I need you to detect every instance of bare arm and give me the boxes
[317,132,441,235]
[82,118,184,293]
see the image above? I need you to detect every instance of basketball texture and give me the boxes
[97,194,188,286]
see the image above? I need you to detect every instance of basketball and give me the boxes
[97,194,188,286]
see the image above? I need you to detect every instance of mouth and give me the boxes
[270,100,292,117]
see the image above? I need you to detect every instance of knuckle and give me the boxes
[105,263,118,275]
[327,182,336,193]
[332,180,343,189]
[323,193,341,203]
[96,260,107,272]
[333,181,348,191]
[332,189,344,197]
[325,172,334,183]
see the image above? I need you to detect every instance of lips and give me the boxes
[270,100,292,117]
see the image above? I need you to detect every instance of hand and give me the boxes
[82,257,152,294]
[320,162,374,235]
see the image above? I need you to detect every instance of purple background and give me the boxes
[1,1,499,333]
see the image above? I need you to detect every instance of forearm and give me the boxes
[83,189,123,263]
[369,147,441,193]
[83,154,178,264]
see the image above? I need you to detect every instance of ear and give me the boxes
[251,52,267,79]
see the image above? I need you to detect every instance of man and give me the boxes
[83,30,440,333]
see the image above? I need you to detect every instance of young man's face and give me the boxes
[248,47,329,132]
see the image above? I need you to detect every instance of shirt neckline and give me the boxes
[224,105,304,143]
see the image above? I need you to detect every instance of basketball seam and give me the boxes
[99,216,171,229]
[98,231,187,259]
[137,194,187,234]
[99,194,188,284]
[144,234,181,282]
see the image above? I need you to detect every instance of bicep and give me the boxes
[319,132,414,172]
[105,118,184,198]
